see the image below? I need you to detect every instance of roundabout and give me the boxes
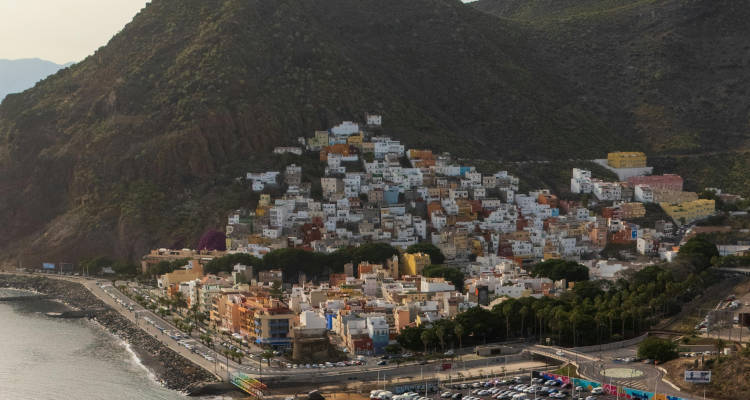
[602,367,645,379]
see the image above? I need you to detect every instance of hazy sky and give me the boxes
[0,0,149,64]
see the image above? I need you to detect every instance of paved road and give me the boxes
[29,275,546,386]
[82,279,229,378]
[529,344,694,399]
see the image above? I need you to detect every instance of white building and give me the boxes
[331,121,359,136]
[365,113,382,126]
[634,184,654,203]
[421,277,455,293]
[593,181,622,201]
[570,168,593,194]
[300,310,327,329]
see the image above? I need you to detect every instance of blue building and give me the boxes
[367,316,390,355]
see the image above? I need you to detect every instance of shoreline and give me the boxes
[0,274,217,393]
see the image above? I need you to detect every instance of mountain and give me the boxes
[0,59,73,101]
[471,0,750,154]
[0,0,624,265]
[0,0,748,265]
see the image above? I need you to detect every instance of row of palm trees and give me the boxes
[400,264,712,352]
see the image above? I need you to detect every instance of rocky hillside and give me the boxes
[0,0,620,264]
[472,0,750,154]
[1,0,748,264]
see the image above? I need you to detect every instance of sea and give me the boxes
[0,288,225,400]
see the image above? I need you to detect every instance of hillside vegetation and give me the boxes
[0,0,748,263]
[472,0,750,155]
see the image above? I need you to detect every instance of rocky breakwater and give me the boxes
[0,275,216,392]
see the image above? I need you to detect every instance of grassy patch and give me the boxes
[551,363,580,378]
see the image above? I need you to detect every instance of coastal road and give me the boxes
[92,280,549,382]
[28,274,553,388]
[79,279,227,379]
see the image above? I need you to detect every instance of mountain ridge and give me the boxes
[0,58,73,101]
[0,0,748,265]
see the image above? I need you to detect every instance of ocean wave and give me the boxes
[123,340,162,385]
[87,318,167,388]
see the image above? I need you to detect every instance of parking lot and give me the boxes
[373,376,623,400]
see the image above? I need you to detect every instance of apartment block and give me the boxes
[607,152,647,168]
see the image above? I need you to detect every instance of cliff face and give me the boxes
[1,0,748,264]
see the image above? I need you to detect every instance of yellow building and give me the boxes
[361,142,375,154]
[158,262,204,289]
[620,202,646,219]
[607,152,647,168]
[401,252,431,276]
[346,133,364,149]
[660,199,715,225]
[259,194,271,207]
[308,131,330,149]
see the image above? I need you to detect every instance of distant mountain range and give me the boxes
[0,59,74,101]
[0,0,748,265]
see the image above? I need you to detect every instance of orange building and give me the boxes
[537,192,559,209]
[320,144,357,161]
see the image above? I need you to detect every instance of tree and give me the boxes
[423,264,465,291]
[454,323,464,350]
[112,260,139,276]
[197,229,227,251]
[406,243,446,264]
[678,235,719,272]
[715,339,726,355]
[436,325,446,352]
[397,326,426,351]
[637,337,678,362]
[572,280,604,300]
[261,350,274,366]
[204,253,262,274]
[519,306,529,337]
[530,259,589,282]
[351,243,400,265]
[421,330,435,353]
[172,292,188,310]
[385,344,402,354]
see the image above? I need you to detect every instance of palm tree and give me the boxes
[261,349,274,367]
[716,339,726,356]
[436,325,446,353]
[172,291,187,311]
[421,330,433,354]
[190,303,201,328]
[454,323,464,351]
[519,306,529,337]
[502,302,513,339]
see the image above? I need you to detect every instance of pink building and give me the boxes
[627,174,683,192]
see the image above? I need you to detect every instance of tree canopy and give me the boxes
[398,257,717,350]
[678,235,719,271]
[203,243,400,281]
[637,337,678,362]
[197,229,227,251]
[406,243,445,264]
[530,259,589,282]
[423,264,465,291]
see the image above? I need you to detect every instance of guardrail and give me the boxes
[570,333,648,353]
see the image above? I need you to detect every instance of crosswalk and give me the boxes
[610,378,649,391]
